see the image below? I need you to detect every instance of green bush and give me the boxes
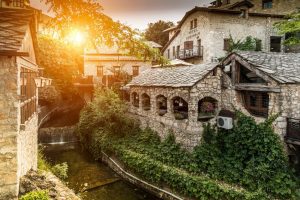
[78,89,139,147]
[38,149,68,180]
[20,190,50,200]
[37,149,52,172]
[51,162,68,180]
[194,112,297,198]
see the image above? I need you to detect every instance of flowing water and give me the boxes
[43,142,159,200]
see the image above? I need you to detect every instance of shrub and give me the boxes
[20,190,50,200]
[51,162,68,180]
[37,149,51,172]
[78,89,139,146]
[38,149,68,180]
[194,112,297,198]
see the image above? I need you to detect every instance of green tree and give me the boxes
[37,35,82,100]
[144,20,174,47]
[39,0,163,61]
[227,35,261,53]
[275,10,300,46]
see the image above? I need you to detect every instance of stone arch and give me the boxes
[131,92,139,107]
[141,93,151,111]
[172,96,189,120]
[198,96,218,121]
[156,95,167,116]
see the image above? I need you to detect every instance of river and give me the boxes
[43,142,160,200]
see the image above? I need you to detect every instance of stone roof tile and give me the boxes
[236,51,300,83]
[127,63,217,88]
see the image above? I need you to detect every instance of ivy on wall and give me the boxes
[77,90,299,199]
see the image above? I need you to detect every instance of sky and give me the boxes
[30,0,213,30]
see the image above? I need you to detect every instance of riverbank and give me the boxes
[42,142,160,200]
[19,170,80,200]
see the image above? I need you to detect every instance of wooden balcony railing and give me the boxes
[178,46,203,60]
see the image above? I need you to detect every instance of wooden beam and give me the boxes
[234,84,281,93]
[0,51,29,57]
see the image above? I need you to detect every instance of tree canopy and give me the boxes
[144,20,174,47]
[275,10,300,46]
[39,0,163,61]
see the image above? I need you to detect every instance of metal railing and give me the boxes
[286,118,300,141]
[178,46,203,60]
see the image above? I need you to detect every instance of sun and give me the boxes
[68,29,86,45]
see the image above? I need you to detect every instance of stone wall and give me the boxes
[0,55,39,199]
[18,114,38,178]
[0,56,19,199]
[129,68,222,149]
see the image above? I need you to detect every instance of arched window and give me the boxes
[156,95,167,116]
[142,93,151,111]
[198,97,218,121]
[173,97,188,120]
[132,92,139,107]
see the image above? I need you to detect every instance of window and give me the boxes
[13,0,25,7]
[173,97,188,120]
[173,46,176,57]
[262,0,272,9]
[287,118,300,141]
[20,67,37,124]
[113,66,120,76]
[255,39,262,51]
[198,97,218,121]
[142,93,151,111]
[243,91,269,117]
[193,18,198,29]
[96,66,103,77]
[190,21,194,30]
[132,66,139,77]
[224,38,230,51]
[270,36,281,52]
[156,95,167,116]
[190,19,198,30]
[176,45,180,58]
[223,0,230,4]
[132,92,139,107]
[167,49,170,59]
[184,41,193,50]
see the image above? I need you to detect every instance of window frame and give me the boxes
[262,0,273,9]
[132,66,139,77]
[96,66,103,77]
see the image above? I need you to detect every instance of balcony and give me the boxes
[178,46,203,60]
[286,118,300,145]
[73,76,94,87]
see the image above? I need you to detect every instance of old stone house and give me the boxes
[126,51,300,151]
[0,3,42,199]
[77,42,161,102]
[210,0,300,15]
[162,5,292,64]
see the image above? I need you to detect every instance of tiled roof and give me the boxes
[127,63,217,88]
[235,51,300,83]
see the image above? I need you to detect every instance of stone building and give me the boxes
[0,3,42,199]
[162,5,289,64]
[210,0,300,15]
[126,51,300,150]
[77,42,161,102]
[126,63,221,149]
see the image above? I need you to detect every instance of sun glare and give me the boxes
[68,30,86,45]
